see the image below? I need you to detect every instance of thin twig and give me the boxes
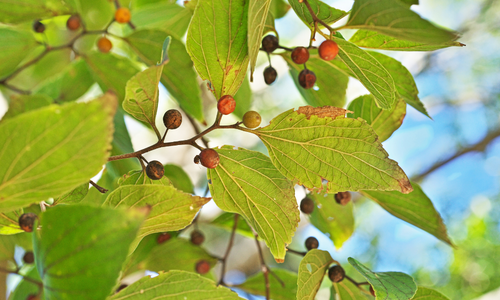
[302,0,336,35]
[218,214,239,285]
[89,180,108,193]
[185,112,209,148]
[287,248,307,256]
[0,267,43,288]
[253,232,270,300]
[0,82,31,95]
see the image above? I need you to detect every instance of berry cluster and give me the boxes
[260,34,339,89]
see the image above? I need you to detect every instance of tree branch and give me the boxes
[253,232,270,300]
[218,214,239,285]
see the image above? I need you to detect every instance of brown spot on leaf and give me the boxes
[398,178,413,194]
[275,258,285,263]
[296,106,348,120]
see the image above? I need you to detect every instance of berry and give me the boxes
[263,66,277,85]
[300,197,314,214]
[33,20,45,33]
[291,47,309,64]
[305,236,319,250]
[217,95,236,115]
[195,259,211,274]
[199,149,219,169]
[194,155,200,164]
[157,232,171,244]
[97,37,112,53]
[369,285,375,297]
[23,251,34,264]
[318,40,339,61]
[328,265,345,282]
[66,15,81,31]
[298,69,316,89]
[334,192,351,206]
[163,109,182,129]
[115,7,131,24]
[261,35,279,53]
[19,213,37,232]
[242,111,262,128]
[146,160,164,180]
[190,230,205,245]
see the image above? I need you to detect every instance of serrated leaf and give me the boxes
[289,0,347,30]
[0,209,24,235]
[297,249,335,300]
[309,193,354,249]
[345,0,458,44]
[33,204,145,300]
[254,106,412,194]
[207,146,299,262]
[187,0,249,99]
[368,51,429,117]
[0,28,39,79]
[349,30,464,51]
[412,286,450,299]
[109,270,244,300]
[53,182,89,205]
[0,0,72,24]
[334,38,396,109]
[2,94,52,121]
[282,53,348,107]
[348,257,417,300]
[103,185,210,250]
[163,164,194,193]
[123,65,163,133]
[270,0,291,19]
[347,95,406,142]
[331,280,369,300]
[233,76,253,119]
[237,269,298,300]
[0,95,116,212]
[131,2,192,40]
[361,182,453,245]
[144,238,217,274]
[85,53,140,102]
[34,58,94,103]
[248,0,273,79]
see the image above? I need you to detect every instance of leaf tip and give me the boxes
[275,258,285,263]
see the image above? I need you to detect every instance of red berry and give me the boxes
[163,109,182,129]
[19,213,37,232]
[217,95,236,115]
[263,66,277,85]
[262,35,279,53]
[328,265,345,282]
[190,230,205,245]
[199,149,219,169]
[66,15,81,31]
[97,37,112,53]
[335,192,351,205]
[195,260,211,274]
[33,20,45,33]
[291,47,309,64]
[298,69,316,89]
[157,232,171,244]
[115,7,131,24]
[146,160,164,180]
[318,40,339,61]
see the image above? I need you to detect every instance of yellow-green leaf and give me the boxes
[0,28,39,79]
[248,0,272,79]
[297,249,335,300]
[331,280,369,300]
[2,94,52,121]
[412,286,450,299]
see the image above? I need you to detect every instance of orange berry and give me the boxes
[195,260,211,275]
[97,37,112,53]
[199,149,219,169]
[318,40,339,61]
[19,213,37,232]
[66,15,81,31]
[291,47,309,64]
[217,95,236,115]
[115,7,131,24]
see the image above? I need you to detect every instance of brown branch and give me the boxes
[412,128,500,181]
[0,82,31,95]
[185,112,210,148]
[0,266,43,288]
[302,0,336,35]
[287,248,307,256]
[89,180,108,193]
[253,232,270,300]
[218,214,239,285]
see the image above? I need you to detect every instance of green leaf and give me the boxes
[0,233,32,261]
[123,64,163,134]
[131,2,192,40]
[187,0,249,99]
[237,269,298,300]
[248,0,273,79]
[270,0,291,19]
[331,280,369,300]
[399,0,418,6]
[233,76,253,119]
[349,30,464,51]
[289,0,347,30]
[207,146,299,262]
[34,58,94,103]
[8,266,42,300]
[163,164,194,194]
[0,0,72,24]
[297,249,335,300]
[2,94,52,121]
[348,257,417,299]
[211,212,254,238]
[161,38,204,121]
[334,38,396,110]
[121,233,158,276]
[0,28,39,79]
[53,182,89,205]
[118,169,173,187]
[412,286,450,299]
[108,270,244,300]
[345,0,458,44]
[368,51,429,117]
[103,185,210,250]
[309,193,354,249]
[254,107,413,194]
[126,29,167,65]
[282,53,348,107]
[347,95,406,142]
[0,209,24,235]
[361,182,453,245]
[85,52,140,102]
[0,96,116,212]
[74,0,114,30]
[144,238,217,274]
[33,204,145,300]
